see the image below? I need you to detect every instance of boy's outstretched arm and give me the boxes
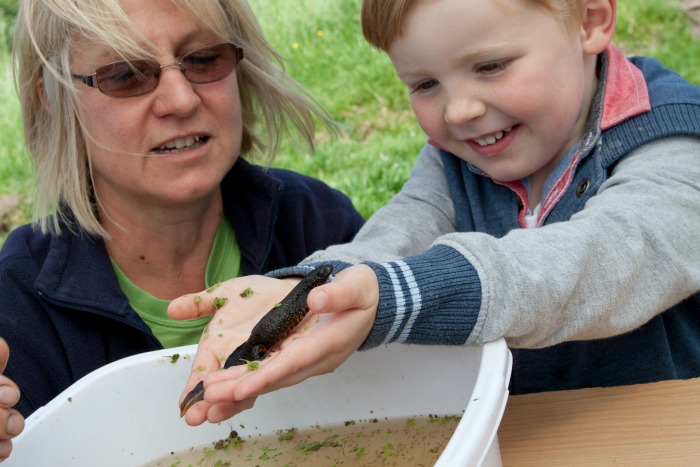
[0,338,24,462]
[170,265,378,426]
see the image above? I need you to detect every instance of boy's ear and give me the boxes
[580,0,616,55]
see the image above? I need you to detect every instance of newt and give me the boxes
[179,264,333,417]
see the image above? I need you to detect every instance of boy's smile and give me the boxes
[465,125,517,158]
[388,0,599,204]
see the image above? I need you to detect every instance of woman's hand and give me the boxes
[0,338,24,462]
[168,274,300,424]
[172,265,379,426]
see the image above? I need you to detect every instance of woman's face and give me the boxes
[70,0,243,214]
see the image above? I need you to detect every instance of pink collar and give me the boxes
[600,45,651,130]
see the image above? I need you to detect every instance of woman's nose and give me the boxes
[151,66,201,118]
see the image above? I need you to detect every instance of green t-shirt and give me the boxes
[112,217,240,348]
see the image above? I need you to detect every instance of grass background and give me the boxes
[0,0,699,241]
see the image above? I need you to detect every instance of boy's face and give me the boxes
[388,0,598,186]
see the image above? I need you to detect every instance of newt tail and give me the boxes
[179,264,333,417]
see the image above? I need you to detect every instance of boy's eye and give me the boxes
[410,79,439,94]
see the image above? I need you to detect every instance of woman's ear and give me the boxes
[37,75,50,112]
[580,0,616,55]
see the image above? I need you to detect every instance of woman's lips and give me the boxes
[152,135,209,155]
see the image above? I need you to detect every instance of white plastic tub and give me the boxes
[7,339,511,466]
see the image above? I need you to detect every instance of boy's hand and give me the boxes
[0,338,24,462]
[177,265,378,425]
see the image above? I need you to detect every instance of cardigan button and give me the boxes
[576,179,590,198]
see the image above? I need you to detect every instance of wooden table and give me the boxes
[497,378,700,466]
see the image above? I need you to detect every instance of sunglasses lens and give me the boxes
[94,60,159,97]
[181,44,242,84]
[89,44,242,97]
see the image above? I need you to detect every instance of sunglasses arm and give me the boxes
[71,73,98,88]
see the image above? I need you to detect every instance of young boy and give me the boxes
[171,0,700,425]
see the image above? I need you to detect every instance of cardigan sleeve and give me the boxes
[301,137,700,350]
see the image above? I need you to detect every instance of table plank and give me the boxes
[498,378,700,466]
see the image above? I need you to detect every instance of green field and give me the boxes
[0,0,699,241]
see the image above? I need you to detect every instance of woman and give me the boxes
[0,0,363,431]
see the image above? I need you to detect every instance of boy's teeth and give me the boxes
[474,127,512,147]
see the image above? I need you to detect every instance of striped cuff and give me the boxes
[360,245,481,349]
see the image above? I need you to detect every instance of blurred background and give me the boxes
[0,0,699,243]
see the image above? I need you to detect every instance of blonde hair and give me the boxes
[361,0,585,51]
[14,0,330,237]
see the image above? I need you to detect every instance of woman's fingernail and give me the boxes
[7,413,24,436]
[0,387,19,406]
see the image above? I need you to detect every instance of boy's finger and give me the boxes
[308,266,377,314]
[207,398,256,424]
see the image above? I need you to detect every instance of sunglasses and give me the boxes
[71,43,243,98]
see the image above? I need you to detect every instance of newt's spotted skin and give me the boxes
[179,264,333,416]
